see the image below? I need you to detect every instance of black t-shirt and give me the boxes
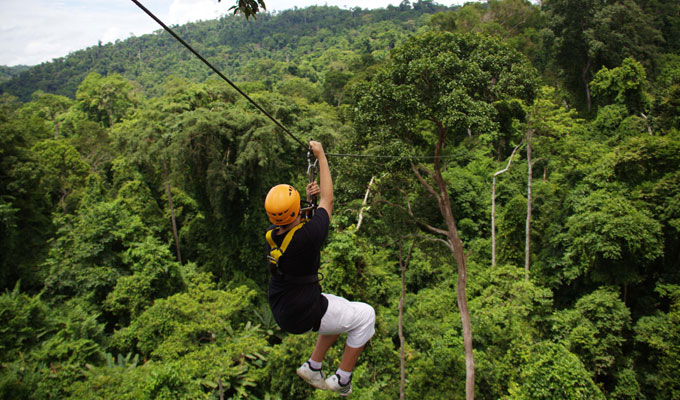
[267,207,330,334]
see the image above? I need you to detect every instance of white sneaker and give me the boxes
[325,374,353,396]
[296,362,327,390]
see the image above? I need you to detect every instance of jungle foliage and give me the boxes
[1,1,679,399]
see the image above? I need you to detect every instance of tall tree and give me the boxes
[353,31,538,399]
[0,95,53,291]
[590,57,651,119]
[544,0,662,112]
[30,140,90,213]
[76,73,140,128]
[17,91,73,139]
[522,86,581,278]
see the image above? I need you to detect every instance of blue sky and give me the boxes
[0,0,466,67]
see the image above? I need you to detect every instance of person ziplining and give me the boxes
[264,141,375,396]
[131,4,378,393]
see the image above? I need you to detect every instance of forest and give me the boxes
[0,0,679,399]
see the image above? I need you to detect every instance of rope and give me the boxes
[130,0,308,151]
[326,153,455,160]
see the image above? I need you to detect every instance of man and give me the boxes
[264,140,375,396]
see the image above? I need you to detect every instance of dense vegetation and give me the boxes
[1,1,679,399]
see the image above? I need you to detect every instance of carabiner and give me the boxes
[307,147,319,184]
[306,146,319,219]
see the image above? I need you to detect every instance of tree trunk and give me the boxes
[583,57,592,113]
[59,189,70,214]
[430,126,474,400]
[398,238,415,400]
[492,142,522,267]
[492,176,497,267]
[164,160,182,264]
[525,129,533,281]
[640,112,653,135]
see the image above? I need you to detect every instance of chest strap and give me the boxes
[266,222,305,267]
[265,222,321,285]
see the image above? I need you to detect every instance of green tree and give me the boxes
[222,0,267,19]
[552,288,631,384]
[468,265,553,399]
[520,85,582,278]
[323,69,353,106]
[544,0,662,111]
[0,283,50,362]
[105,274,270,399]
[591,57,651,116]
[634,284,680,399]
[506,341,605,400]
[275,76,322,103]
[0,95,55,290]
[30,139,90,213]
[16,91,74,139]
[43,172,182,320]
[76,72,139,128]
[0,286,106,399]
[564,190,663,292]
[353,31,538,400]
[651,55,680,132]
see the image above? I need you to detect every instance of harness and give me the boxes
[265,222,319,284]
[264,145,321,285]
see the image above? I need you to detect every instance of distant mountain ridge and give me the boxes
[0,3,452,102]
[0,65,30,84]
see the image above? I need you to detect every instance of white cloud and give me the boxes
[0,0,161,66]
[168,0,228,24]
[263,0,398,11]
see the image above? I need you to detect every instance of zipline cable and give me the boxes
[130,0,308,151]
[131,0,458,163]
[326,152,454,160]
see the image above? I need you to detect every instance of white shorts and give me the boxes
[318,293,375,348]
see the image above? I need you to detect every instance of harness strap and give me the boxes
[266,222,305,266]
[266,222,319,284]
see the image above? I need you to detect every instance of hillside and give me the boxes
[0,3,451,102]
[0,65,30,84]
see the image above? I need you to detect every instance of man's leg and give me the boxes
[311,333,340,362]
[317,294,375,395]
[339,344,365,372]
[298,333,340,390]
[325,344,365,395]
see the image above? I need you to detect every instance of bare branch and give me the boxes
[414,234,453,252]
[411,164,440,201]
[493,140,524,178]
[356,176,375,231]
[378,194,449,238]
[401,189,448,237]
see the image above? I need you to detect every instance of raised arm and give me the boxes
[309,140,333,219]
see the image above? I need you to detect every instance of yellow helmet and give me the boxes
[265,184,301,226]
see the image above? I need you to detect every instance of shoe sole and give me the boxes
[297,369,327,390]
[329,387,352,396]
[325,378,352,396]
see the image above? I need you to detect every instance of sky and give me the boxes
[0,0,467,67]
